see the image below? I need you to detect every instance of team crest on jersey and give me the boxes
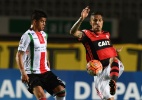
[106,35,109,39]
[31,32,35,35]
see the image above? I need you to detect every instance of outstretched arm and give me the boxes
[70,6,90,38]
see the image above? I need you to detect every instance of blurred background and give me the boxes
[0,0,142,100]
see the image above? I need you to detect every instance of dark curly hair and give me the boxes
[90,11,104,20]
[31,10,47,21]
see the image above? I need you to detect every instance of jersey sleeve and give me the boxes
[78,29,88,42]
[18,33,31,52]
[42,31,48,41]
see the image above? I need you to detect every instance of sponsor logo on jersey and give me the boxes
[31,32,35,35]
[98,40,110,47]
[106,35,109,39]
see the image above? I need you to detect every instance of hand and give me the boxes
[116,47,123,53]
[81,6,90,20]
[21,73,29,83]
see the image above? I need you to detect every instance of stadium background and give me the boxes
[0,0,142,100]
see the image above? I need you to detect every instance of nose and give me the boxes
[43,22,46,26]
[96,21,99,24]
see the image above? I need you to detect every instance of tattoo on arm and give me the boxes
[70,17,83,35]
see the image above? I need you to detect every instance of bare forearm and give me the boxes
[18,61,26,75]
[70,17,84,34]
[16,52,26,75]
[47,60,50,68]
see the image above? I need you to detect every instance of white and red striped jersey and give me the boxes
[18,29,50,74]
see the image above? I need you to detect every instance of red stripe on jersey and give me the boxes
[83,30,110,41]
[97,47,117,60]
[36,32,45,44]
[39,98,47,100]
[110,72,119,76]
[111,67,119,70]
[40,52,46,73]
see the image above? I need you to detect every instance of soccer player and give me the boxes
[70,6,124,100]
[15,10,66,100]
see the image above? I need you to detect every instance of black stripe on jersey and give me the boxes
[92,39,113,51]
[82,37,99,60]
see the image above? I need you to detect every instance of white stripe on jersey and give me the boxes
[18,29,50,74]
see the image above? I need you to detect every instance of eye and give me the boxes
[99,19,103,22]
[94,19,98,22]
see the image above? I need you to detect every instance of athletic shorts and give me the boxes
[26,71,65,96]
[94,59,124,100]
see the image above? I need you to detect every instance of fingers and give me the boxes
[116,46,123,52]
[120,46,123,50]
[21,78,29,83]
[81,6,90,19]
[85,6,89,10]
[21,75,29,83]
[82,8,90,15]
[84,6,90,12]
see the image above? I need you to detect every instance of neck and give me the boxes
[91,29,102,34]
[33,29,40,33]
[36,31,41,34]
[31,26,40,32]
[96,31,102,34]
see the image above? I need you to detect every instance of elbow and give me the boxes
[15,52,19,62]
[70,29,75,35]
[69,29,73,35]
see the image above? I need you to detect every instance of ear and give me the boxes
[90,20,92,26]
[32,19,36,26]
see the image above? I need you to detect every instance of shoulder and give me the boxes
[82,29,91,33]
[103,31,110,34]
[21,30,33,39]
[23,29,34,36]
[41,31,48,38]
[82,29,97,37]
[41,31,47,35]
[78,29,91,41]
[39,31,48,40]
[102,31,110,36]
[102,31,111,39]
[81,29,92,36]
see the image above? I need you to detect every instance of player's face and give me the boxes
[36,17,46,31]
[90,15,103,32]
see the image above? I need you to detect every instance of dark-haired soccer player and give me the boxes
[70,6,124,100]
[16,10,66,100]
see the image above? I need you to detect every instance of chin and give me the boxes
[41,28,44,31]
[94,29,99,32]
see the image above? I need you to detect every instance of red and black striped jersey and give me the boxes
[80,29,117,66]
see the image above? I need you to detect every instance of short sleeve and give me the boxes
[78,30,87,42]
[18,33,31,52]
